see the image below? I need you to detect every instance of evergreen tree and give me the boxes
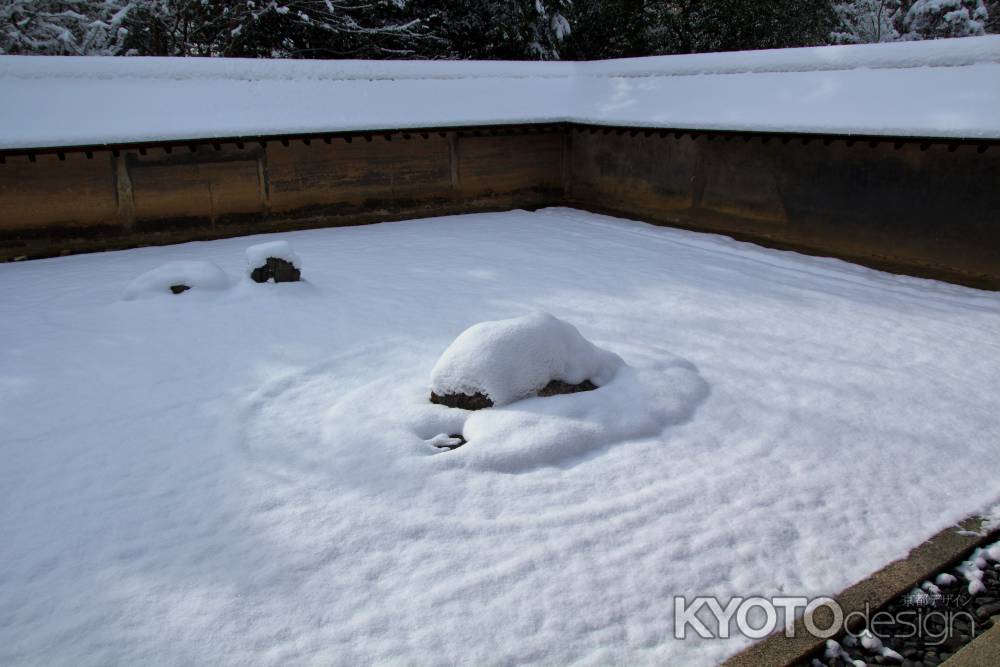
[900,0,989,39]
[414,0,570,60]
[647,0,840,55]
[120,1,436,58]
[1,0,134,54]
[832,0,902,43]
[563,0,649,60]
[1,0,995,59]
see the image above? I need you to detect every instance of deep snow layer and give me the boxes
[2,208,1000,665]
[1,36,999,149]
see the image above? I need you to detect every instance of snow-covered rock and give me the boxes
[245,240,301,283]
[958,541,1000,595]
[429,312,623,408]
[936,572,958,586]
[245,240,300,271]
[123,260,229,299]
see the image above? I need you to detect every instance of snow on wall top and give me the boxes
[1,35,999,150]
[0,57,574,150]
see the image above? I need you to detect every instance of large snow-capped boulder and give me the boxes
[123,260,230,299]
[246,240,301,283]
[430,312,623,409]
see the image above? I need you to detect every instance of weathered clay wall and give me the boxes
[1,123,998,288]
[564,127,1000,286]
[0,127,563,259]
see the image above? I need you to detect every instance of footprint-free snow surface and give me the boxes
[2,208,999,665]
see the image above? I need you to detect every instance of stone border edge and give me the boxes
[721,514,1000,667]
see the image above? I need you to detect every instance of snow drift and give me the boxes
[123,260,229,299]
[429,312,623,408]
[319,340,707,474]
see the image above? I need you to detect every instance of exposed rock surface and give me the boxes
[246,240,301,283]
[249,257,301,283]
[537,378,598,397]
[430,391,493,411]
[431,378,600,411]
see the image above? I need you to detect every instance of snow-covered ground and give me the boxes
[2,207,1000,665]
[1,36,999,149]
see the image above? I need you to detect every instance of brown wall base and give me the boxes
[565,127,1000,290]
[1,124,997,290]
[0,126,564,261]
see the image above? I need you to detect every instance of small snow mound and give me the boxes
[430,312,623,408]
[123,260,229,300]
[245,240,300,273]
[935,572,958,586]
[457,355,709,473]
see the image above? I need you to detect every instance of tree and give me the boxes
[647,0,840,55]
[2,0,994,59]
[414,0,571,60]
[1,0,134,55]
[563,0,650,60]
[118,1,218,56]
[119,1,438,58]
[832,0,902,43]
[900,0,989,39]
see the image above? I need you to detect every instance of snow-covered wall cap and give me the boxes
[1,36,999,150]
[2,36,993,83]
[571,37,1000,139]
[0,55,573,150]
[0,54,572,82]
[575,34,1000,77]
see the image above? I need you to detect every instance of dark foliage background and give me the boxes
[2,0,997,58]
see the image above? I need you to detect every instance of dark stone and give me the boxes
[537,378,598,397]
[433,434,467,451]
[975,601,1000,618]
[431,378,599,411]
[430,391,493,411]
[250,257,301,283]
[798,543,1000,667]
[169,284,190,294]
